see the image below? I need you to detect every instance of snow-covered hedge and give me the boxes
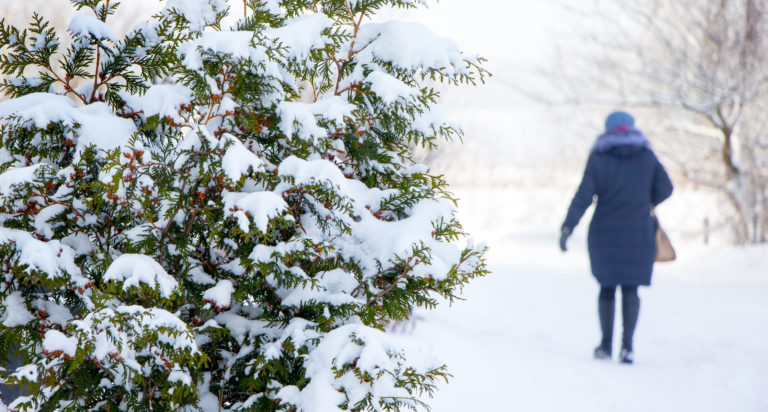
[0,0,488,410]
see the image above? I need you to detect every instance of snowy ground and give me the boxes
[408,228,768,412]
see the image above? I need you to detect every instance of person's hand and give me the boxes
[559,226,571,252]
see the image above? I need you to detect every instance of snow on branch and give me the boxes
[277,97,356,143]
[266,13,333,62]
[178,31,270,71]
[0,164,44,196]
[68,14,117,42]
[220,134,266,181]
[222,190,288,233]
[103,254,179,298]
[353,21,469,75]
[202,279,234,310]
[0,93,136,151]
[1,292,35,328]
[0,227,88,287]
[162,0,228,32]
[119,84,194,121]
[277,324,442,412]
[42,329,78,358]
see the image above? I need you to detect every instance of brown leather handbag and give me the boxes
[654,215,676,262]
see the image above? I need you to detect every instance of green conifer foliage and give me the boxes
[0,0,488,410]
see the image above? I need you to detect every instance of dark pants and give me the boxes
[0,354,24,405]
[598,285,640,351]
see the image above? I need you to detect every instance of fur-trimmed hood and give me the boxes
[592,128,651,154]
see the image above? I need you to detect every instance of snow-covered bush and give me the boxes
[0,0,488,410]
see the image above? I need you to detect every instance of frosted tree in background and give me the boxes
[0,0,488,410]
[560,0,768,243]
[0,0,148,39]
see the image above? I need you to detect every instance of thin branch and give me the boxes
[365,257,412,306]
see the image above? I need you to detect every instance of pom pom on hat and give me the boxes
[605,111,635,132]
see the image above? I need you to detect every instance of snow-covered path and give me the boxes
[411,231,768,412]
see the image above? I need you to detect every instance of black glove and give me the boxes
[559,226,571,252]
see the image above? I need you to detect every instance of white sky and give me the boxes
[384,1,561,65]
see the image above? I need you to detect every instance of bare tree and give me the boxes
[556,0,768,243]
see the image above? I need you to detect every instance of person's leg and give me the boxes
[621,285,640,349]
[596,285,616,357]
[620,285,640,363]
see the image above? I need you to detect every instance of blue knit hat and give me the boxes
[605,111,635,132]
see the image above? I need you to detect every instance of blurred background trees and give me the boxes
[0,0,151,37]
[559,0,768,243]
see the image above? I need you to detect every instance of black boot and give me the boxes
[620,286,640,364]
[594,345,612,359]
[595,286,615,359]
[619,347,634,364]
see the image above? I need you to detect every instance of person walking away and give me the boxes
[559,111,673,364]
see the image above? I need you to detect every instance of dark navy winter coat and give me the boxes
[563,140,673,286]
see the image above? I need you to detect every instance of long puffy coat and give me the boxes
[563,140,673,286]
